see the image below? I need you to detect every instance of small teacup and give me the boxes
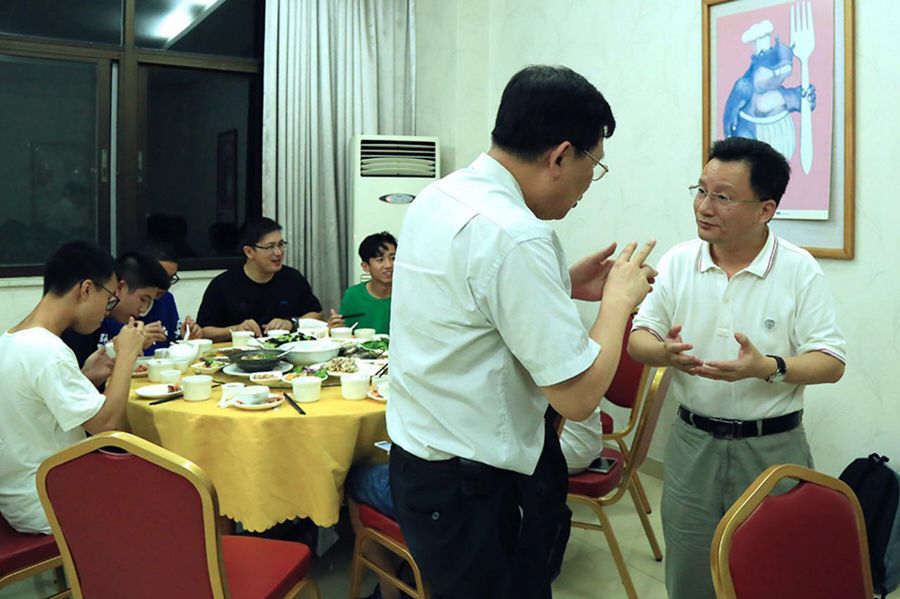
[221,382,245,401]
[172,358,193,373]
[292,376,322,403]
[182,375,213,401]
[331,327,353,340]
[341,372,370,400]
[237,385,270,405]
[232,330,254,348]
[159,369,181,386]
[187,338,213,355]
[147,359,175,383]
[153,348,169,359]
[355,328,376,340]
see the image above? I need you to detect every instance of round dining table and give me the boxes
[126,358,388,532]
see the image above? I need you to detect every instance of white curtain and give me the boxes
[263,0,416,312]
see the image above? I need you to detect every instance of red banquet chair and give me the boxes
[0,513,68,598]
[711,464,873,599]
[350,503,429,599]
[36,431,320,599]
[567,368,671,599]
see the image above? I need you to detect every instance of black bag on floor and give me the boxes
[839,453,900,598]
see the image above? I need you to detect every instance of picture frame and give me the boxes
[702,0,855,259]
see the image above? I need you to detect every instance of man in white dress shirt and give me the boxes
[386,65,657,598]
[628,137,846,599]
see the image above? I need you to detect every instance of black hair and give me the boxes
[43,241,116,296]
[491,65,616,162]
[116,251,170,292]
[358,231,397,262]
[239,217,282,249]
[140,240,179,264]
[708,138,791,205]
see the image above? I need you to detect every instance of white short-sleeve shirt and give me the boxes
[386,154,601,474]
[0,328,106,533]
[633,231,846,421]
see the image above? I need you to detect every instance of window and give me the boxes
[0,0,264,275]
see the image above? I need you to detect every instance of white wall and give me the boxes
[414,0,900,476]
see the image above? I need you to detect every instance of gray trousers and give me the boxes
[661,417,813,599]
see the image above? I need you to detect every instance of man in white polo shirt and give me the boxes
[387,65,657,598]
[628,137,846,599]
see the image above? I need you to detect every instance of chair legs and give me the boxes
[350,528,429,599]
[631,470,653,515]
[569,495,638,599]
[286,577,321,599]
[627,482,662,561]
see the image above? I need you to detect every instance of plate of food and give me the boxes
[204,346,243,360]
[223,361,293,378]
[135,383,182,400]
[367,388,387,402]
[132,358,151,378]
[191,357,227,374]
[258,331,318,349]
[248,370,285,385]
[232,393,285,410]
[282,366,328,383]
[318,356,360,377]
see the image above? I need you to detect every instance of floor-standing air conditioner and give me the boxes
[348,134,440,282]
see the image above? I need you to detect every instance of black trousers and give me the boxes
[389,418,571,599]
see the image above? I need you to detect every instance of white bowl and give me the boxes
[279,340,341,366]
[295,318,328,330]
[167,342,200,363]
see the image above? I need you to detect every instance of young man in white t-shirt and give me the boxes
[0,241,146,534]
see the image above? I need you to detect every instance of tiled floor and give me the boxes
[3,473,892,598]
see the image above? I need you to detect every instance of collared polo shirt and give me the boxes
[633,231,845,421]
[386,153,600,474]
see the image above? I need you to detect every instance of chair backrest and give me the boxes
[36,432,228,599]
[711,464,874,599]
[605,314,648,410]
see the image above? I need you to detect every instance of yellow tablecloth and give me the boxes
[126,370,388,532]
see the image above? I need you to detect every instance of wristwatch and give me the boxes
[765,354,787,383]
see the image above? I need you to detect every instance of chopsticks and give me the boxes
[282,393,306,415]
[149,383,220,405]
[341,312,365,320]
[372,363,389,378]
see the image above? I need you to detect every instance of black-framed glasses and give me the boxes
[93,281,120,312]
[169,273,180,286]
[689,185,760,208]
[580,148,609,181]
[252,240,289,252]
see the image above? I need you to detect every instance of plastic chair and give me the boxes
[0,514,68,598]
[36,431,320,599]
[349,503,429,599]
[567,368,671,599]
[711,464,873,599]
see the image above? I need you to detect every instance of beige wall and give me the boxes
[414,0,900,475]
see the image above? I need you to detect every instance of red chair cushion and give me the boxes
[728,482,870,599]
[567,448,625,498]
[221,535,313,599]
[0,516,59,577]
[358,503,406,544]
[600,410,614,434]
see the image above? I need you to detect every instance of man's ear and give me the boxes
[78,280,93,302]
[760,199,778,223]
[361,261,371,273]
[242,245,253,260]
[547,141,572,177]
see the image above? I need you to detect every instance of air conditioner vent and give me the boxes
[359,139,437,178]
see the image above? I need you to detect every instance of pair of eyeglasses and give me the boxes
[580,149,609,182]
[170,273,180,286]
[689,185,760,208]
[253,241,289,252]
[94,281,120,312]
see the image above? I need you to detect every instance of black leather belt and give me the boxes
[678,405,802,439]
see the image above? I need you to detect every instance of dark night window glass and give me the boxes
[142,65,258,259]
[0,55,99,267]
[0,0,123,46]
[135,0,261,58]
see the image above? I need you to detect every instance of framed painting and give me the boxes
[702,0,855,259]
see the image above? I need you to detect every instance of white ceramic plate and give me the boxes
[132,358,151,378]
[135,383,182,400]
[232,394,284,410]
[191,360,226,374]
[367,389,387,402]
[223,361,293,378]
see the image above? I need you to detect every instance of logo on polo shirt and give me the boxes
[764,318,776,330]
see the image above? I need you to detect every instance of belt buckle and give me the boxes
[707,416,742,439]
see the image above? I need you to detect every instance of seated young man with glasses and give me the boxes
[101,242,202,355]
[0,241,146,534]
[197,217,323,341]
[62,250,171,386]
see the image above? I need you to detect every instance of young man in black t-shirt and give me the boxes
[197,217,323,341]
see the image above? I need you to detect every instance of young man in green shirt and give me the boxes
[329,232,396,335]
